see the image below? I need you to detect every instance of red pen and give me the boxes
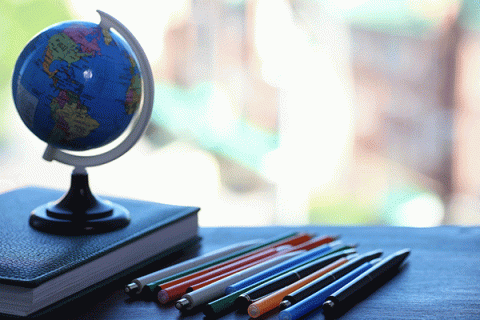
[157,246,297,304]
[155,233,314,292]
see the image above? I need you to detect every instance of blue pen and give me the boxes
[224,241,343,295]
[278,259,381,320]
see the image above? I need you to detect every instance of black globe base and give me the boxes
[29,173,130,235]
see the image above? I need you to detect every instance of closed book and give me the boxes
[0,186,199,317]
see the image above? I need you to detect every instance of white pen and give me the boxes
[175,250,305,311]
[125,240,262,295]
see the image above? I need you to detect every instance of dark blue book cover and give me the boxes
[0,186,199,317]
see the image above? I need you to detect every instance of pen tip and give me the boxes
[323,300,334,308]
[367,249,383,259]
[396,248,411,260]
[157,290,170,304]
[322,299,335,314]
[175,298,190,310]
[248,304,260,318]
[279,300,291,310]
[124,283,138,294]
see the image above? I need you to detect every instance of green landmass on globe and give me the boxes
[12,21,142,151]
[48,90,100,144]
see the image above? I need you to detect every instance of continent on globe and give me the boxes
[49,90,100,143]
[43,33,92,82]
[63,25,102,55]
[102,28,113,45]
[12,21,143,151]
[125,55,141,115]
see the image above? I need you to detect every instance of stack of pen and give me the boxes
[125,232,410,319]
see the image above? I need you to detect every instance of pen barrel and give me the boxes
[283,250,382,305]
[247,258,348,318]
[294,249,356,278]
[204,253,336,318]
[243,273,300,303]
[284,275,335,305]
[285,235,336,252]
[204,251,347,317]
[362,250,408,280]
[330,273,374,304]
[160,245,282,291]
[225,242,337,294]
[130,240,261,293]
[322,271,396,319]
[322,249,410,318]
[328,251,409,304]
[240,248,356,305]
[181,252,300,310]
[279,262,374,320]
[158,247,289,303]
[147,231,303,293]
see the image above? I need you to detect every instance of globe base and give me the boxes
[29,173,130,234]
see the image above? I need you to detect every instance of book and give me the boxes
[0,186,199,317]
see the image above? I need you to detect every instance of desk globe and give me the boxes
[11,11,154,234]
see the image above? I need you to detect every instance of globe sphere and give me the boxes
[12,21,142,151]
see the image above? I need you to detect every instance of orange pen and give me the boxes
[247,257,350,318]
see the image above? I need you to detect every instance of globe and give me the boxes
[12,21,142,151]
[10,11,154,235]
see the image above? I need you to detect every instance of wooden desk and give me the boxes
[37,226,480,319]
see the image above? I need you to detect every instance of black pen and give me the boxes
[279,249,383,309]
[322,248,410,319]
[236,248,357,310]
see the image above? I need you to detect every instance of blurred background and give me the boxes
[1,0,480,227]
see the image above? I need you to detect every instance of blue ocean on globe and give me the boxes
[12,21,142,151]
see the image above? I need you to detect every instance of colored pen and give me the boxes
[153,232,309,293]
[186,249,299,292]
[175,251,303,311]
[224,241,343,295]
[124,240,261,295]
[278,259,381,320]
[157,246,294,304]
[283,234,339,252]
[236,248,357,309]
[158,246,284,290]
[187,235,341,294]
[322,248,411,319]
[202,246,355,318]
[145,232,309,294]
[279,249,383,309]
[247,253,357,318]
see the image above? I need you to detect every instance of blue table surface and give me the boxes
[50,226,479,320]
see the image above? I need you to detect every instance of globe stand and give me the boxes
[29,170,130,234]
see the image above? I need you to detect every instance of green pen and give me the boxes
[203,245,356,318]
[145,231,301,295]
